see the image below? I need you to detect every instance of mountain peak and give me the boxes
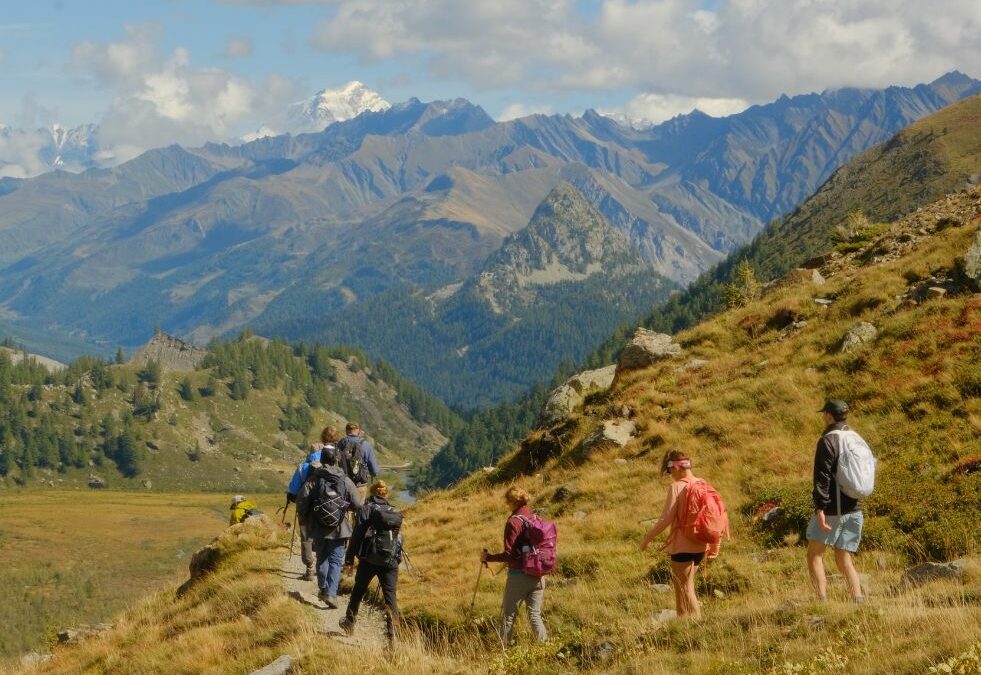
[286,81,391,133]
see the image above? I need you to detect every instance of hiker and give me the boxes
[639,450,721,619]
[228,495,260,525]
[806,400,869,604]
[340,480,403,642]
[287,426,340,581]
[336,422,380,498]
[297,445,362,608]
[480,486,549,645]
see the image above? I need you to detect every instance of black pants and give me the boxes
[346,561,400,637]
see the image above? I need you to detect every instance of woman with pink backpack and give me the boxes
[480,486,554,645]
[640,449,729,619]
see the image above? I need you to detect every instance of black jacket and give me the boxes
[296,463,362,540]
[812,421,861,515]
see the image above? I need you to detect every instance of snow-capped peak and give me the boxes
[287,81,390,133]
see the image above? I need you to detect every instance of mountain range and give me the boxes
[0,72,978,406]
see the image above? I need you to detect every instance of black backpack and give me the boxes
[338,436,372,486]
[312,472,349,529]
[359,503,404,568]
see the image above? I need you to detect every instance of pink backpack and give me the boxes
[511,514,558,577]
[680,479,730,548]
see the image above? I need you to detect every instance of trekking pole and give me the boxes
[288,509,298,561]
[470,554,488,613]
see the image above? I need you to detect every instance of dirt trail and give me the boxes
[280,540,388,649]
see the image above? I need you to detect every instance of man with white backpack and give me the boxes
[806,399,876,604]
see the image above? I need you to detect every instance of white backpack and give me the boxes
[826,429,876,499]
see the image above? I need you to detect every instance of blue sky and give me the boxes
[0,1,978,143]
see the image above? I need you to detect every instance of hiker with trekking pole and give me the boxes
[480,486,556,645]
[340,480,404,644]
[296,444,362,609]
[286,426,340,580]
[639,449,729,619]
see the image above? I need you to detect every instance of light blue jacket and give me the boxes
[288,450,325,496]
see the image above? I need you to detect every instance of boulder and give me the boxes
[57,623,113,644]
[652,609,677,622]
[901,559,969,587]
[841,321,878,353]
[615,329,682,377]
[925,286,947,300]
[774,267,826,290]
[676,359,708,374]
[249,655,293,675]
[87,475,107,489]
[582,419,637,454]
[552,484,581,502]
[20,652,52,667]
[958,229,981,291]
[541,365,616,425]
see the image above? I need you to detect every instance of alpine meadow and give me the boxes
[1,3,980,674]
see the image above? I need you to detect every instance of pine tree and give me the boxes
[179,376,197,402]
[115,347,126,365]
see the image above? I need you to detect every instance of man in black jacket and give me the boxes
[806,399,865,603]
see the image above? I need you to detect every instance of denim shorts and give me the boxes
[806,511,863,552]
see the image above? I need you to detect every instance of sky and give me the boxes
[0,0,979,167]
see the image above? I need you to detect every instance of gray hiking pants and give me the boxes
[299,522,315,572]
[501,571,547,644]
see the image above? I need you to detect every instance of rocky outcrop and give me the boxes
[541,364,616,425]
[614,329,682,380]
[768,267,826,293]
[901,559,973,587]
[841,321,878,353]
[130,330,207,371]
[57,624,113,645]
[581,419,637,453]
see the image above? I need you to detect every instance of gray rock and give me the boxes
[761,506,784,524]
[541,364,616,425]
[925,286,947,300]
[573,510,588,521]
[651,583,672,593]
[614,458,628,465]
[961,228,981,291]
[592,641,616,664]
[807,615,825,629]
[841,321,878,353]
[87,475,107,489]
[814,298,833,306]
[901,560,968,587]
[249,655,293,675]
[582,419,637,453]
[774,267,826,290]
[57,623,113,644]
[615,329,681,377]
[652,609,677,622]
[142,480,152,490]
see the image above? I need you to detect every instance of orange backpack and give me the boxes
[680,479,730,548]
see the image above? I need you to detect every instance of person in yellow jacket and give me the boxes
[229,495,260,525]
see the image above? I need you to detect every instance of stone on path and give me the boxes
[249,655,293,675]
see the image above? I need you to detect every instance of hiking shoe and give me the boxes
[325,595,339,609]
[301,569,316,582]
[338,617,355,636]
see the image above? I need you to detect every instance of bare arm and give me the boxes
[640,483,680,551]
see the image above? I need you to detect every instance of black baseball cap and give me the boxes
[819,399,849,417]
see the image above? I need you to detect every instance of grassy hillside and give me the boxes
[0,335,456,493]
[588,94,981,365]
[25,190,981,674]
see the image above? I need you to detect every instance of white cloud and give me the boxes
[70,26,301,159]
[289,0,980,101]
[606,93,750,126]
[224,35,254,58]
[497,103,553,121]
[0,128,51,178]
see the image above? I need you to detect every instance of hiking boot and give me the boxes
[301,568,316,582]
[317,590,332,606]
[338,617,355,636]
[325,595,339,609]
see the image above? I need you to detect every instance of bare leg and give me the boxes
[671,561,700,618]
[807,540,828,601]
[833,548,863,600]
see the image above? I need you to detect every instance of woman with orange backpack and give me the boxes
[639,449,728,619]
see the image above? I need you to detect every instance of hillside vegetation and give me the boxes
[25,188,981,674]
[589,94,981,365]
[0,333,456,492]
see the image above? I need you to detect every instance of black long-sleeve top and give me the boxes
[812,421,861,515]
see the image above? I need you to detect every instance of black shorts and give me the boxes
[670,552,705,565]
